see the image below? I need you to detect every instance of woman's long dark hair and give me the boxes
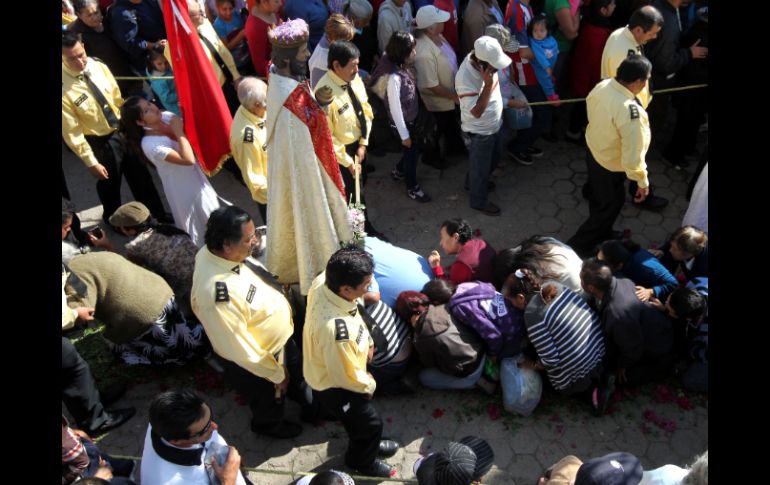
[119,95,152,163]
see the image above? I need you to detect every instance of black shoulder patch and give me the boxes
[215,282,229,302]
[338,103,350,115]
[629,104,639,120]
[335,319,349,341]
[243,126,254,143]
[74,93,89,107]
[355,325,364,346]
[246,284,257,303]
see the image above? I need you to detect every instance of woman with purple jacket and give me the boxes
[448,281,525,358]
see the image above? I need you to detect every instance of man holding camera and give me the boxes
[455,36,511,217]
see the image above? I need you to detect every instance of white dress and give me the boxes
[141,112,221,247]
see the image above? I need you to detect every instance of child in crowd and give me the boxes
[528,14,560,106]
[213,0,253,73]
[146,49,181,117]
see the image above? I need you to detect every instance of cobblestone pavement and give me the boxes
[62,120,708,484]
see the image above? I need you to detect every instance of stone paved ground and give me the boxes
[63,113,707,484]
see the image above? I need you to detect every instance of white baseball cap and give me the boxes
[473,35,512,70]
[415,5,451,29]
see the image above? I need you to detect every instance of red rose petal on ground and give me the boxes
[555,424,564,434]
[427,430,433,436]
[571,443,576,448]
[487,403,501,420]
[431,408,445,419]
[386,417,393,423]
[474,229,482,237]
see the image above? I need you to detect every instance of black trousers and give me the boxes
[341,143,379,234]
[85,132,166,223]
[313,387,383,469]
[422,108,465,166]
[567,149,626,256]
[216,337,305,431]
[62,337,107,431]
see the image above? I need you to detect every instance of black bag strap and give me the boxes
[199,34,234,84]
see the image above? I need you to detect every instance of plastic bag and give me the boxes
[500,355,542,416]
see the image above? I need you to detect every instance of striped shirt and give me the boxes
[366,300,411,367]
[525,286,605,391]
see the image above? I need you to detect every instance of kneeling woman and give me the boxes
[120,97,221,247]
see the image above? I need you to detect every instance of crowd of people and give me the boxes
[62,0,708,483]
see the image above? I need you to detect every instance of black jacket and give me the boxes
[645,0,692,89]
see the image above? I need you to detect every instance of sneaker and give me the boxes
[509,150,534,166]
[391,168,405,181]
[526,146,544,157]
[592,375,616,417]
[407,185,431,203]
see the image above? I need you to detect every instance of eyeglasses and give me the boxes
[189,409,214,439]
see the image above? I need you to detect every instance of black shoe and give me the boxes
[471,202,501,216]
[565,131,586,146]
[407,185,432,203]
[378,439,400,457]
[253,420,303,439]
[85,407,136,436]
[662,152,690,170]
[526,146,544,157]
[633,194,669,211]
[509,150,534,166]
[98,381,127,407]
[354,459,395,478]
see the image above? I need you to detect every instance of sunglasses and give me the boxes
[189,409,214,439]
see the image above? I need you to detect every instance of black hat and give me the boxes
[575,452,643,485]
[414,436,495,485]
[458,436,495,480]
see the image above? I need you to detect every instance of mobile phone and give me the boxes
[90,227,103,239]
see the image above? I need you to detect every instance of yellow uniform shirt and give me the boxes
[303,272,376,395]
[601,27,652,109]
[191,247,293,383]
[62,59,123,168]
[165,19,240,87]
[230,106,268,204]
[314,71,374,168]
[585,79,651,189]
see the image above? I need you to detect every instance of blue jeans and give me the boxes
[418,355,486,390]
[465,129,502,208]
[396,141,419,190]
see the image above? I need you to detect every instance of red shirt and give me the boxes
[245,13,281,77]
[504,0,538,86]
[569,22,612,96]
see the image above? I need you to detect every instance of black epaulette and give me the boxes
[246,284,257,303]
[243,126,254,143]
[629,104,639,120]
[335,319,349,341]
[215,281,229,302]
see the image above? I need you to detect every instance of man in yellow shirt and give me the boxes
[61,31,166,225]
[600,5,668,211]
[314,41,384,237]
[191,206,306,439]
[567,55,655,258]
[230,77,269,224]
[303,249,399,478]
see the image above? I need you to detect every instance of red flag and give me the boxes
[162,0,232,175]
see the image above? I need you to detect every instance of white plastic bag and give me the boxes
[500,355,542,416]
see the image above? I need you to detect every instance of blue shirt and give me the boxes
[617,248,678,299]
[364,236,433,308]
[213,15,244,39]
[282,0,330,51]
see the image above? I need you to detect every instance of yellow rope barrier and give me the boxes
[525,83,708,106]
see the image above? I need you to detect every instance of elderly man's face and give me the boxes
[77,3,104,30]
[333,57,360,83]
[188,3,205,26]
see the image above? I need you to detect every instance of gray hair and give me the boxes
[345,0,373,20]
[237,76,268,109]
[72,0,98,14]
[681,451,708,485]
